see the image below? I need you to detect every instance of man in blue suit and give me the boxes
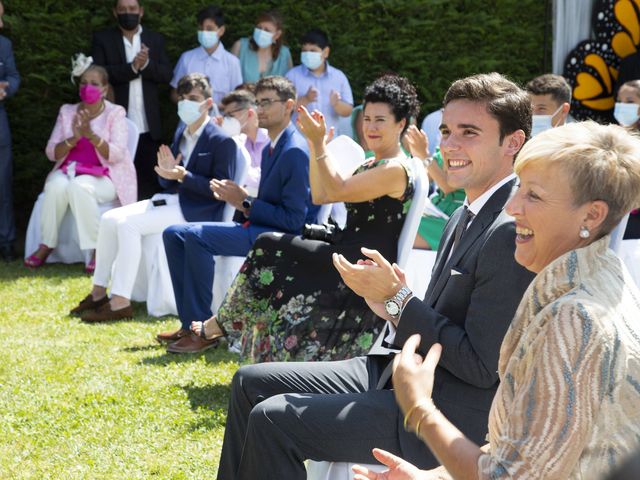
[75,73,238,322]
[0,1,20,262]
[159,76,316,353]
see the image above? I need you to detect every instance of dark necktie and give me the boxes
[452,206,474,253]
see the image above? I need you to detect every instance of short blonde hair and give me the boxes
[514,121,640,236]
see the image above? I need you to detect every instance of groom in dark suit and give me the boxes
[216,72,536,479]
[91,0,173,199]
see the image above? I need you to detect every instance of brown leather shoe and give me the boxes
[156,328,190,344]
[70,294,109,316]
[166,333,221,353]
[81,303,133,323]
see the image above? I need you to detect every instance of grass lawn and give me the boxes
[0,260,240,479]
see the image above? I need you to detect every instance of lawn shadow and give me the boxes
[183,384,231,411]
[183,383,231,431]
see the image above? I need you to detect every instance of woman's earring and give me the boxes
[579,226,590,239]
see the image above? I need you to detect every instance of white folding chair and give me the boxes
[137,140,251,317]
[24,119,138,265]
[315,135,367,227]
[306,157,429,479]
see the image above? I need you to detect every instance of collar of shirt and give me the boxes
[247,128,270,149]
[302,61,330,78]
[198,42,227,61]
[182,115,210,143]
[122,25,143,49]
[465,173,517,217]
[270,123,290,149]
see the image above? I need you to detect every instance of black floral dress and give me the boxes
[217,156,415,362]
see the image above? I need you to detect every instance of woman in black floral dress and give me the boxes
[192,74,421,362]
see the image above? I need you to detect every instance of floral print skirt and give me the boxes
[217,232,384,362]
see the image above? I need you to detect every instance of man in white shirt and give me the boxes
[170,5,242,106]
[91,0,173,200]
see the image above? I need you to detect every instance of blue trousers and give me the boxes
[163,222,272,328]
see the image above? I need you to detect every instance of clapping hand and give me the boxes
[305,85,318,103]
[296,105,329,149]
[330,89,341,108]
[404,126,430,160]
[352,449,435,480]
[133,43,149,72]
[0,81,8,101]
[154,145,185,180]
[74,109,94,139]
[392,335,441,417]
[210,178,248,209]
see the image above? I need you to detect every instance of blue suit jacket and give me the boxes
[159,121,237,223]
[247,123,315,241]
[0,35,20,146]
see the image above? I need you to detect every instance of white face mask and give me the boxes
[177,99,205,125]
[530,104,564,137]
[253,27,274,49]
[614,102,640,126]
[220,116,242,137]
[198,30,219,49]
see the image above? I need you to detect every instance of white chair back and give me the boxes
[315,135,367,224]
[125,118,140,159]
[396,157,429,269]
[222,137,251,222]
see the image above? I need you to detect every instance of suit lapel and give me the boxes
[426,179,517,305]
[186,123,213,168]
[112,27,127,64]
[423,210,459,300]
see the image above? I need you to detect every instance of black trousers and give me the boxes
[134,133,162,201]
[217,355,438,480]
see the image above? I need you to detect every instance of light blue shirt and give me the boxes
[286,62,353,131]
[171,44,243,105]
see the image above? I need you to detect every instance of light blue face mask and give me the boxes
[253,28,274,49]
[198,30,219,49]
[614,102,640,127]
[178,99,204,125]
[301,51,323,70]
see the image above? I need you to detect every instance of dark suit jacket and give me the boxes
[0,35,20,146]
[91,27,172,141]
[158,121,237,223]
[247,124,313,242]
[393,179,535,465]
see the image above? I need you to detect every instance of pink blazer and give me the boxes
[45,101,137,205]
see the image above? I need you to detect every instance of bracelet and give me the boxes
[95,137,104,148]
[315,152,328,162]
[418,156,432,167]
[403,399,435,431]
[415,401,438,437]
[64,138,75,148]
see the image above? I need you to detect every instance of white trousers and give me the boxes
[41,170,117,250]
[92,193,185,299]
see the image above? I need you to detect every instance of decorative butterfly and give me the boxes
[563,0,640,122]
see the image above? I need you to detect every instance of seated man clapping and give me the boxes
[71,73,239,321]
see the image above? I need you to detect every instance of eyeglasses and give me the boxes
[256,98,286,109]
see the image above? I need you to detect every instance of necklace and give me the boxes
[82,101,105,119]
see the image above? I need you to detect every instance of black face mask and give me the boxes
[117,13,140,31]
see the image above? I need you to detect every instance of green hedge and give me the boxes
[4,0,551,233]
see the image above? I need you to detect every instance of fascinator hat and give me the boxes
[71,53,94,84]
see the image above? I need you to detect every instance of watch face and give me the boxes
[385,300,400,316]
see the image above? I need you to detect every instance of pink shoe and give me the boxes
[24,244,53,268]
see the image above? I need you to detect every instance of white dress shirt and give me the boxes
[179,115,210,168]
[123,26,149,134]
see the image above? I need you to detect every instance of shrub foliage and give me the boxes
[4,0,550,230]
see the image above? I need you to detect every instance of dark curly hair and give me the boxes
[363,74,420,134]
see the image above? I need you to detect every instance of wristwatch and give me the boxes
[384,286,413,318]
[242,195,254,211]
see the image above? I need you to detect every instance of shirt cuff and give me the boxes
[140,58,150,71]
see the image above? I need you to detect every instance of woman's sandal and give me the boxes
[85,255,96,275]
[193,317,227,341]
[24,244,54,268]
